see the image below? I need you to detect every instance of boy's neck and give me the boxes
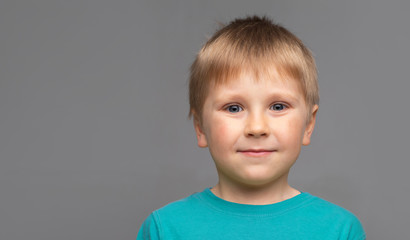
[211,176,300,205]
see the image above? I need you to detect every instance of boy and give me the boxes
[137,16,365,239]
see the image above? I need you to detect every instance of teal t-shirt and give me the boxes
[137,188,366,240]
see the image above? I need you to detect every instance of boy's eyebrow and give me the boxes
[270,92,301,103]
[213,91,302,104]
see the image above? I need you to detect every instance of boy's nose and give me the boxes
[245,113,270,138]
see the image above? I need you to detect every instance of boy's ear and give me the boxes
[302,104,319,146]
[193,113,208,148]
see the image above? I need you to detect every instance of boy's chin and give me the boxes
[230,174,289,190]
[216,165,292,190]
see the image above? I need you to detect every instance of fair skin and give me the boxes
[194,69,318,205]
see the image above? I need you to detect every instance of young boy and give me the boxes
[137,16,366,239]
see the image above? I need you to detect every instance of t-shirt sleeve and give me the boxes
[347,215,366,240]
[137,212,161,240]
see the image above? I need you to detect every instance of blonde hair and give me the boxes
[189,16,319,122]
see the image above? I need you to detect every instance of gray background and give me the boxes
[1,0,409,239]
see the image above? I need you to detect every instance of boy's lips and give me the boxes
[237,149,276,157]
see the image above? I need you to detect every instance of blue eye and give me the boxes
[226,105,243,113]
[270,104,286,111]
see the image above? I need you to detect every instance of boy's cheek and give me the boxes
[211,123,240,151]
[215,124,229,137]
[213,121,236,140]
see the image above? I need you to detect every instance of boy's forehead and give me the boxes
[210,67,303,93]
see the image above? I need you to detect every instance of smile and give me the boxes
[237,149,276,157]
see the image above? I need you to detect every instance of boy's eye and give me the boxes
[226,105,243,113]
[270,103,286,111]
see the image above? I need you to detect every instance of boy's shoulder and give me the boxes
[152,190,206,219]
[303,193,360,218]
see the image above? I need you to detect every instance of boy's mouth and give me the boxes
[237,149,276,157]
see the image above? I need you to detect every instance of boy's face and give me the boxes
[194,70,318,188]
